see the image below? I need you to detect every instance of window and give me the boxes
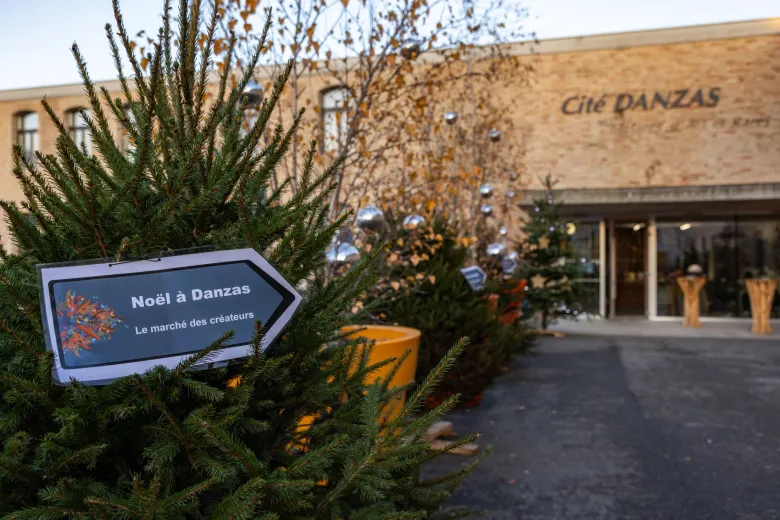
[121,104,135,154]
[320,87,351,154]
[568,222,601,316]
[66,107,91,155]
[656,217,780,318]
[15,111,39,159]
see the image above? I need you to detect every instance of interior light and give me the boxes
[632,224,641,231]
[680,223,692,231]
[566,223,576,235]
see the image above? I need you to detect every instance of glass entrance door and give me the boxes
[614,223,647,315]
[568,222,601,316]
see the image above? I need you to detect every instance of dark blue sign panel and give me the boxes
[38,249,300,384]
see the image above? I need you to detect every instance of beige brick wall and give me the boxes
[0,22,777,251]
[0,88,126,251]
[514,33,779,190]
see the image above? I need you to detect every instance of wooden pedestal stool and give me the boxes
[676,276,707,328]
[745,278,777,335]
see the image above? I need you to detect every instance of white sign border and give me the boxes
[38,248,301,385]
[460,265,487,291]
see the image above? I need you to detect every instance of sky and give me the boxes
[0,0,777,91]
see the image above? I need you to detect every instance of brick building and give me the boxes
[509,18,779,320]
[0,18,778,320]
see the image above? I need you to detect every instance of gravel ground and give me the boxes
[424,335,780,520]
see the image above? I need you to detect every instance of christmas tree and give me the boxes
[355,218,532,408]
[519,175,583,329]
[0,1,478,517]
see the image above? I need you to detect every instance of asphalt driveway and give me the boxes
[425,335,780,519]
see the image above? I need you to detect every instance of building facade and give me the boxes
[510,18,780,321]
[0,18,778,320]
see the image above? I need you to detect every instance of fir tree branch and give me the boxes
[0,317,43,360]
[388,339,467,431]
[132,376,195,465]
[171,331,234,377]
[190,416,264,478]
[111,0,151,104]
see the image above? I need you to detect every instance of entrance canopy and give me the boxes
[518,183,780,219]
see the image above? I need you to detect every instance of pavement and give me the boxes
[424,335,780,520]
[548,316,780,340]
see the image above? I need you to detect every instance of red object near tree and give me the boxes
[488,279,527,324]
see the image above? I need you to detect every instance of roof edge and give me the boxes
[518,183,780,206]
[501,17,780,57]
[1,17,778,101]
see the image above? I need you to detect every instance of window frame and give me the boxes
[66,107,91,155]
[319,86,352,154]
[14,110,39,160]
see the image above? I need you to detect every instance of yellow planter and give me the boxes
[341,325,420,387]
[295,325,421,445]
[341,324,421,423]
[228,325,421,449]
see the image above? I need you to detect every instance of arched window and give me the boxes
[66,107,91,155]
[15,111,39,160]
[121,104,135,154]
[320,87,351,154]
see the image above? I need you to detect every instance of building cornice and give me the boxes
[0,80,126,103]
[518,183,780,207]
[1,18,777,102]
[500,17,780,58]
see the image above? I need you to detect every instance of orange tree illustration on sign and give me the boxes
[56,290,123,356]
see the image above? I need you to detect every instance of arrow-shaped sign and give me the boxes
[460,265,487,291]
[38,248,301,385]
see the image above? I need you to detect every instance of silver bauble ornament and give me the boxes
[488,129,501,142]
[403,214,426,231]
[326,243,360,265]
[400,39,422,59]
[487,242,506,258]
[499,225,508,236]
[240,79,264,109]
[356,205,385,233]
[480,204,494,217]
[444,111,458,125]
[331,227,354,245]
[479,183,494,199]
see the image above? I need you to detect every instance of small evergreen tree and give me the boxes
[519,176,584,329]
[355,219,532,407]
[0,1,479,517]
